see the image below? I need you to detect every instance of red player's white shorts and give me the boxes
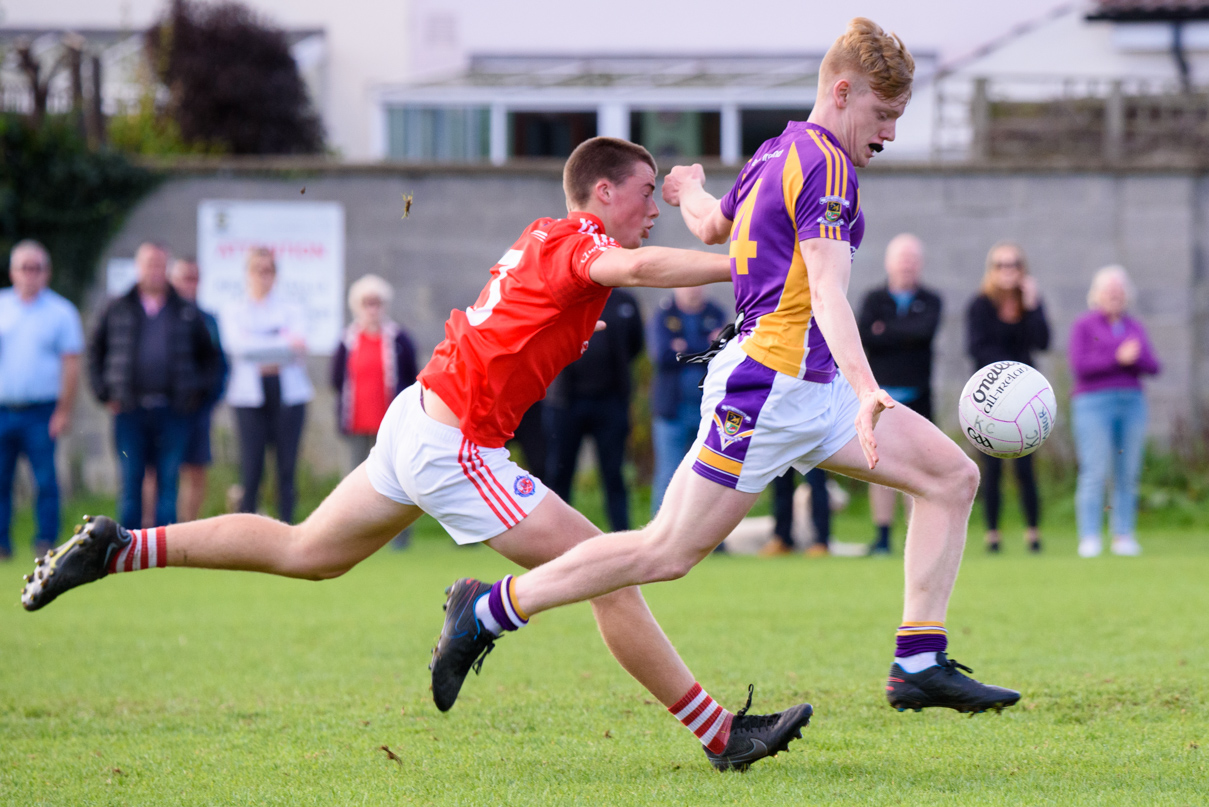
[365,383,548,544]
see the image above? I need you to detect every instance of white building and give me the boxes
[6,0,1203,163]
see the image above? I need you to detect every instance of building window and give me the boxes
[510,111,597,158]
[630,110,721,158]
[386,106,490,163]
[741,108,811,156]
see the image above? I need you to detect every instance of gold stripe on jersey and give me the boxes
[827,133,848,235]
[739,141,815,379]
[809,130,834,239]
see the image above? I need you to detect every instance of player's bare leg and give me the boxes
[509,464,760,615]
[819,404,1019,713]
[435,474,812,769]
[22,465,420,610]
[819,405,977,623]
[485,493,696,707]
[435,460,812,770]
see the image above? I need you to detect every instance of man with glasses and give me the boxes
[0,240,84,559]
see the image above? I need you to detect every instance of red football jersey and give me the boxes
[418,212,619,448]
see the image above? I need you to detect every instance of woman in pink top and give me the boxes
[1068,266,1160,558]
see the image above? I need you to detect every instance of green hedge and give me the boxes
[0,114,159,304]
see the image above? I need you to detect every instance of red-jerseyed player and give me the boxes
[22,137,812,772]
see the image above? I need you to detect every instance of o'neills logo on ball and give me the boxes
[513,475,536,497]
[972,361,1029,414]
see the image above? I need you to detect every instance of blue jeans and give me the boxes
[114,406,192,527]
[1073,389,1149,538]
[0,402,59,553]
[651,411,699,516]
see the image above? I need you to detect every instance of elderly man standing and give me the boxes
[88,242,219,529]
[0,240,84,559]
[857,233,942,555]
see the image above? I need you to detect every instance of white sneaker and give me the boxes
[1078,536,1103,558]
[1111,536,1142,556]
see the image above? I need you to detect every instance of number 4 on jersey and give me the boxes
[466,249,523,326]
[729,178,761,275]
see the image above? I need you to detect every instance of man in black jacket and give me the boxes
[545,289,644,531]
[857,234,942,555]
[89,243,220,528]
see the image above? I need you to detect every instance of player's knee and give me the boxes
[640,538,700,582]
[282,525,354,580]
[948,454,980,505]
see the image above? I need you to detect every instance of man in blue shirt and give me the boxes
[0,240,84,559]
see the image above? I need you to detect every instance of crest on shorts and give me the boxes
[713,407,755,451]
[514,474,536,497]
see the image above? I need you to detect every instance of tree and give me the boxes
[0,115,158,304]
[146,0,325,155]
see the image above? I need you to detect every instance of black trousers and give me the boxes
[773,467,830,548]
[545,394,630,532]
[510,401,547,481]
[980,453,1040,530]
[234,375,306,524]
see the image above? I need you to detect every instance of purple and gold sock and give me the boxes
[894,621,947,673]
[473,574,529,636]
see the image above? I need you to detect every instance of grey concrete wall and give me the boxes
[63,162,1208,495]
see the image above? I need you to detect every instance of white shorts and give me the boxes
[366,384,549,544]
[689,340,860,493]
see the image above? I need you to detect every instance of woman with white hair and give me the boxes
[1068,265,1161,558]
[330,274,417,538]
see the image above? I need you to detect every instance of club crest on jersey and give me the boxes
[724,410,744,436]
[514,474,536,497]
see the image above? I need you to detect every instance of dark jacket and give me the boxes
[330,322,418,434]
[650,296,726,419]
[88,286,220,414]
[965,293,1050,370]
[857,285,943,389]
[546,290,644,406]
[199,308,229,408]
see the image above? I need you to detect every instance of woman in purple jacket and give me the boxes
[1068,266,1160,558]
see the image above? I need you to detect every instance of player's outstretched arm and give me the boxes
[801,237,895,469]
[662,164,733,245]
[588,246,730,289]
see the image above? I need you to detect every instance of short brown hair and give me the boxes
[562,137,657,210]
[819,17,915,102]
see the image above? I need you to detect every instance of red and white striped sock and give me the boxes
[107,527,168,574]
[669,683,733,754]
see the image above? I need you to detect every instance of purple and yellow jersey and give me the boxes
[719,122,864,382]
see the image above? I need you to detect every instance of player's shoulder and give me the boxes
[798,128,852,167]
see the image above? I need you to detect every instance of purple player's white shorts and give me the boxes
[689,340,860,493]
[365,383,548,544]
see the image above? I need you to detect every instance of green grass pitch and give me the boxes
[2,495,1207,805]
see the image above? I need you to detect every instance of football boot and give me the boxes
[886,652,1020,714]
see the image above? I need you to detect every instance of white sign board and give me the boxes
[196,200,345,355]
[106,257,136,297]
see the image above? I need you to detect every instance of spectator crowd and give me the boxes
[0,233,1162,561]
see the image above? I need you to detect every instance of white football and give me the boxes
[958,361,1057,458]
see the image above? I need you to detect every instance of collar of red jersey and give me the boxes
[566,211,607,235]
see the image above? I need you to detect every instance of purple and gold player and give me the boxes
[435,17,1019,745]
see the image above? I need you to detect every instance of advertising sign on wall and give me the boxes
[197,200,346,355]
